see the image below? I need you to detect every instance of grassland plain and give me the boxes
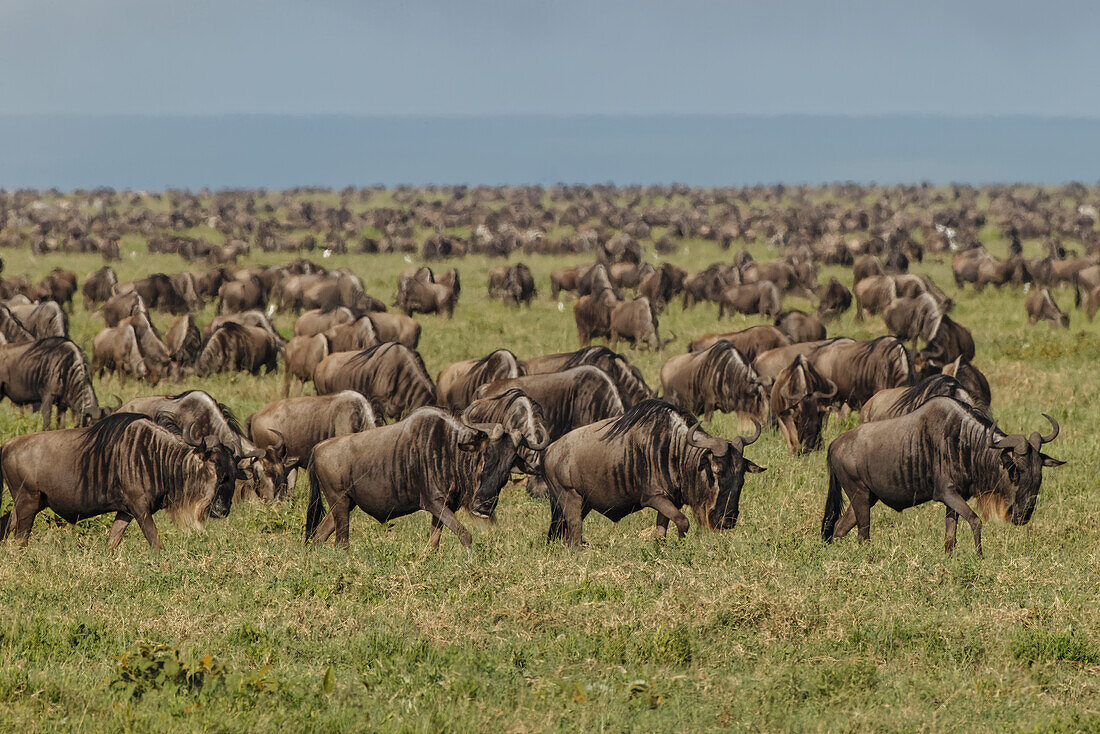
[0,197,1098,733]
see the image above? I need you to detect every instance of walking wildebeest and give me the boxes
[437,349,524,410]
[821,399,1063,555]
[0,337,105,429]
[193,322,281,377]
[660,342,770,427]
[313,342,436,421]
[0,414,239,550]
[542,400,764,546]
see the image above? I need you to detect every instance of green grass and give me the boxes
[0,193,1098,732]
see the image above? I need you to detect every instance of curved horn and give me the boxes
[111,395,123,410]
[525,421,551,451]
[1039,413,1059,444]
[990,424,1028,455]
[812,379,838,401]
[731,419,762,452]
[686,420,728,457]
[270,429,286,453]
[183,423,202,448]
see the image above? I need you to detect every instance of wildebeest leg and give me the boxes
[330,495,353,549]
[40,394,54,431]
[655,514,669,539]
[132,506,164,551]
[850,487,873,543]
[107,512,132,551]
[936,485,982,556]
[644,496,689,538]
[944,507,958,555]
[428,515,444,549]
[10,488,45,546]
[421,498,471,547]
[557,489,585,547]
[832,505,857,539]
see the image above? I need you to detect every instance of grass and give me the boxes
[0,191,1099,731]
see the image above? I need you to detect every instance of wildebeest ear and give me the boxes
[1040,454,1066,468]
[744,459,766,474]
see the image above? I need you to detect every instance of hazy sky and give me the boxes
[1,0,1095,117]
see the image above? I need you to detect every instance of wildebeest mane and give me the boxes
[601,398,696,441]
[170,390,244,436]
[78,413,151,494]
[893,374,980,416]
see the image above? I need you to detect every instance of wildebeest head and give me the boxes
[985,414,1064,525]
[180,424,238,521]
[774,357,837,455]
[237,432,289,501]
[80,395,122,426]
[686,420,765,530]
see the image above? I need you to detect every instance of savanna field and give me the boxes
[0,187,1099,733]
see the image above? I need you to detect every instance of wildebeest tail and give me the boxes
[0,444,8,540]
[1074,273,1082,309]
[545,480,567,543]
[821,462,843,542]
[304,458,326,542]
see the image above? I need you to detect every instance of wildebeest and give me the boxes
[91,324,148,382]
[689,325,792,361]
[771,355,837,455]
[861,370,988,423]
[437,349,524,410]
[1026,288,1069,327]
[637,262,684,313]
[363,311,420,349]
[774,310,826,343]
[324,317,379,352]
[542,400,764,546]
[165,313,203,368]
[0,337,104,429]
[660,342,770,427]
[313,342,436,421]
[807,336,914,410]
[8,301,68,340]
[573,288,619,344]
[682,263,738,309]
[477,366,625,443]
[81,266,117,308]
[822,399,1063,555]
[488,263,536,306]
[202,309,285,346]
[100,291,148,328]
[39,269,77,310]
[294,306,355,337]
[218,274,266,314]
[115,273,200,314]
[883,293,941,344]
[120,390,283,500]
[0,414,239,550]
[0,305,35,344]
[283,334,329,396]
[248,390,377,471]
[916,313,975,373]
[817,277,852,320]
[609,296,669,350]
[853,275,896,320]
[717,281,781,318]
[193,322,281,377]
[396,267,460,318]
[549,263,593,299]
[304,407,522,549]
[523,346,653,408]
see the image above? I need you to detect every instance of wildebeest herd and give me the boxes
[0,183,1086,556]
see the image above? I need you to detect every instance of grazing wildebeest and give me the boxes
[0,414,239,550]
[637,263,684,313]
[822,399,1064,555]
[218,274,266,314]
[542,400,764,546]
[689,325,792,361]
[523,346,654,408]
[248,390,377,473]
[883,293,941,344]
[717,281,781,318]
[313,342,436,421]
[283,334,329,397]
[91,324,148,382]
[1026,288,1069,327]
[437,349,524,410]
[324,317,379,352]
[0,305,35,344]
[771,355,837,455]
[294,307,355,337]
[81,266,117,308]
[817,277,852,320]
[852,255,886,284]
[489,263,537,306]
[120,390,283,500]
[193,322,281,377]
[202,310,285,346]
[0,337,104,429]
[774,310,826,343]
[550,263,593,299]
[682,264,739,309]
[573,288,620,345]
[660,342,770,427]
[576,263,619,298]
[100,291,148,328]
[861,371,988,423]
[9,301,68,339]
[808,336,914,410]
[165,313,203,368]
[752,339,843,382]
[609,296,669,350]
[116,273,199,314]
[364,311,421,349]
[853,275,896,320]
[304,407,525,549]
[396,268,460,318]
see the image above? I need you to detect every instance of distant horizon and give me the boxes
[2,114,1098,190]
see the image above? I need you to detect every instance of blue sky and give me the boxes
[1,0,1095,117]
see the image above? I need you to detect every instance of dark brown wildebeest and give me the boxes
[817,277,852,320]
[915,313,975,373]
[852,254,886,284]
[9,301,68,340]
[217,274,266,314]
[396,268,460,318]
[364,311,420,349]
[193,322,281,377]
[302,272,386,314]
[0,337,104,429]
[523,346,653,408]
[717,281,781,318]
[81,266,117,308]
[0,414,239,550]
[853,275,896,320]
[248,390,377,475]
[202,310,285,346]
[304,407,525,549]
[689,325,792,360]
[573,288,619,345]
[861,370,988,423]
[39,269,77,310]
[324,317,378,352]
[576,263,618,298]
[883,293,941,344]
[807,336,914,410]
[682,263,738,309]
[661,342,771,427]
[437,349,524,410]
[313,342,436,421]
[489,263,537,306]
[542,400,764,546]
[120,390,283,500]
[477,366,625,443]
[100,291,148,328]
[550,263,593,299]
[460,387,551,484]
[771,355,837,455]
[1026,288,1069,327]
[975,255,1027,291]
[116,273,200,314]
[610,296,669,350]
[294,306,355,337]
[165,313,203,368]
[116,311,173,379]
[774,309,826,343]
[822,399,1063,555]
[954,362,992,408]
[91,324,148,382]
[283,334,329,397]
[638,262,685,313]
[0,305,34,344]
